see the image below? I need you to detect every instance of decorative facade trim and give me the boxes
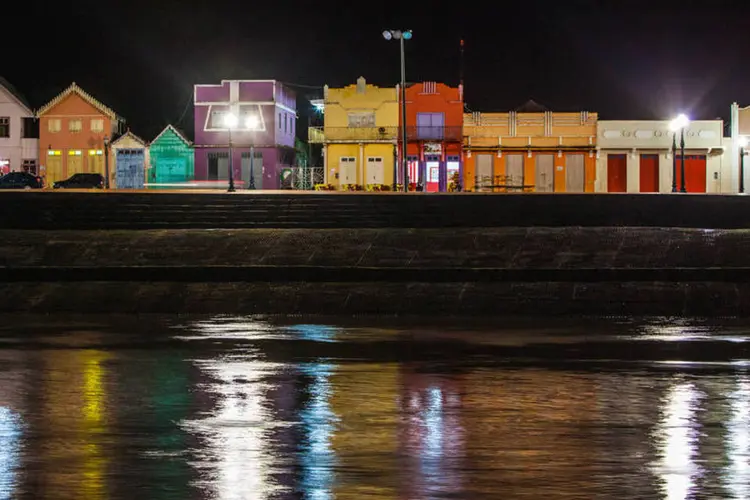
[151,124,192,146]
[36,82,120,120]
[112,130,148,148]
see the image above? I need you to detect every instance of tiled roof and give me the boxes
[36,82,120,119]
[151,124,192,146]
[0,76,32,113]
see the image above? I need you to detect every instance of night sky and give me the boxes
[7,1,750,139]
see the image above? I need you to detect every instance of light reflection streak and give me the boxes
[299,363,336,500]
[0,407,21,497]
[725,378,750,499]
[653,382,703,500]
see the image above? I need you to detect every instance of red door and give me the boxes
[676,155,707,193]
[639,154,659,193]
[607,154,627,192]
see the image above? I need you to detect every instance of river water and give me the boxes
[1,315,750,499]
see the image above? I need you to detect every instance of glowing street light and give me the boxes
[669,113,690,193]
[740,136,748,194]
[224,112,238,192]
[383,29,413,192]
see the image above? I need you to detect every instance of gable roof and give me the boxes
[0,76,33,114]
[36,82,121,120]
[151,124,192,146]
[111,129,148,147]
[515,99,549,113]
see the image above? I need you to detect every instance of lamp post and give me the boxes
[224,112,238,192]
[103,135,110,189]
[741,136,748,194]
[669,114,690,193]
[246,114,260,190]
[383,29,412,192]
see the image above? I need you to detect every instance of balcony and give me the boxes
[308,126,398,143]
[406,126,463,142]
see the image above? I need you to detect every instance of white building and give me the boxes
[730,103,750,192]
[596,119,729,193]
[0,77,37,174]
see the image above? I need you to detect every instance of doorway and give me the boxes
[535,154,554,192]
[565,154,585,192]
[476,154,493,191]
[607,154,627,192]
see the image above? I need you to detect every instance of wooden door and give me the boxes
[339,157,356,185]
[366,157,384,185]
[506,154,524,189]
[116,149,145,189]
[476,154,493,191]
[67,151,84,178]
[639,154,659,193]
[45,152,63,186]
[87,152,104,175]
[606,154,627,192]
[535,154,554,192]
[565,154,585,193]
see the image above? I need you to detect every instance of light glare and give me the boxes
[669,113,690,132]
[245,115,259,130]
[382,30,392,40]
[224,112,238,129]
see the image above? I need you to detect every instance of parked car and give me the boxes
[53,173,105,189]
[0,172,43,189]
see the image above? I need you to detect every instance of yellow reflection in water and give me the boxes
[653,382,702,500]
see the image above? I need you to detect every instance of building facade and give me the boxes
[597,120,727,193]
[730,102,750,193]
[0,77,37,175]
[37,83,123,186]
[403,82,463,192]
[110,130,148,189]
[148,125,193,186]
[193,80,296,189]
[310,77,398,189]
[463,103,598,192]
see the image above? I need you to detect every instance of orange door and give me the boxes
[676,155,706,193]
[607,154,627,192]
[639,154,659,193]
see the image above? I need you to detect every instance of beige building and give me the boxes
[596,120,729,193]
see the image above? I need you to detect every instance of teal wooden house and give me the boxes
[148,125,194,187]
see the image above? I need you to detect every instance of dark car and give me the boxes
[53,173,105,189]
[0,172,43,189]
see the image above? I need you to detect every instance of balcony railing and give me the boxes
[309,126,398,143]
[406,126,463,142]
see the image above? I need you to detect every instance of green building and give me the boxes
[148,125,194,187]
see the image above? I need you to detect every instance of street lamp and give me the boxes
[224,112,238,192]
[740,136,748,194]
[383,29,412,192]
[669,113,690,193]
[103,135,110,189]
[246,114,260,190]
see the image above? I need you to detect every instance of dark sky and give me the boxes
[6,0,750,139]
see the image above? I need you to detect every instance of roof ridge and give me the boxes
[37,82,121,120]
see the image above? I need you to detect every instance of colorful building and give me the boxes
[110,130,148,189]
[148,125,193,186]
[463,102,598,192]
[0,77,37,175]
[403,81,464,191]
[37,82,123,186]
[596,120,727,193]
[310,77,398,189]
[193,79,296,189]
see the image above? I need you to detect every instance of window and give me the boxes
[22,118,38,138]
[278,112,282,130]
[416,112,445,139]
[348,112,376,128]
[69,119,82,133]
[0,117,9,137]
[284,114,288,133]
[22,159,37,174]
[48,119,61,133]
[91,119,104,132]
[209,110,228,129]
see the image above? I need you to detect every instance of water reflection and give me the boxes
[299,363,336,500]
[0,407,21,497]
[726,378,750,499]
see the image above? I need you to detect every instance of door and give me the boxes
[241,152,263,189]
[475,154,493,191]
[535,154,554,192]
[45,151,63,186]
[639,154,659,193]
[208,153,229,181]
[366,157,384,185]
[607,154,627,192]
[87,151,104,176]
[67,151,84,178]
[339,157,356,185]
[116,149,145,189]
[565,154,585,193]
[506,154,524,190]
[424,154,440,192]
[447,157,460,190]
[676,155,707,193]
[157,158,188,183]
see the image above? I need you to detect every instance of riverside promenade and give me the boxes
[2,191,750,316]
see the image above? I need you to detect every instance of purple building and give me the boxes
[193,80,296,189]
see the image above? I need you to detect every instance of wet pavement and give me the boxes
[1,315,750,499]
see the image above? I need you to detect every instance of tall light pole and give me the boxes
[669,114,690,194]
[246,114,260,190]
[224,112,238,192]
[741,136,748,194]
[383,29,412,192]
[103,135,110,189]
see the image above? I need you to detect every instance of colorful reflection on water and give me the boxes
[0,316,749,499]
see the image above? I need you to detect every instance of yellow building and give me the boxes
[463,101,598,192]
[310,77,398,189]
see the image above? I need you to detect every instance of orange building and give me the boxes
[37,83,124,186]
[401,82,463,192]
[463,101,597,192]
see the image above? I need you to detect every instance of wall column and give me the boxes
[626,152,640,193]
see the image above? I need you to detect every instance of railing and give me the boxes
[308,126,398,143]
[406,126,462,141]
